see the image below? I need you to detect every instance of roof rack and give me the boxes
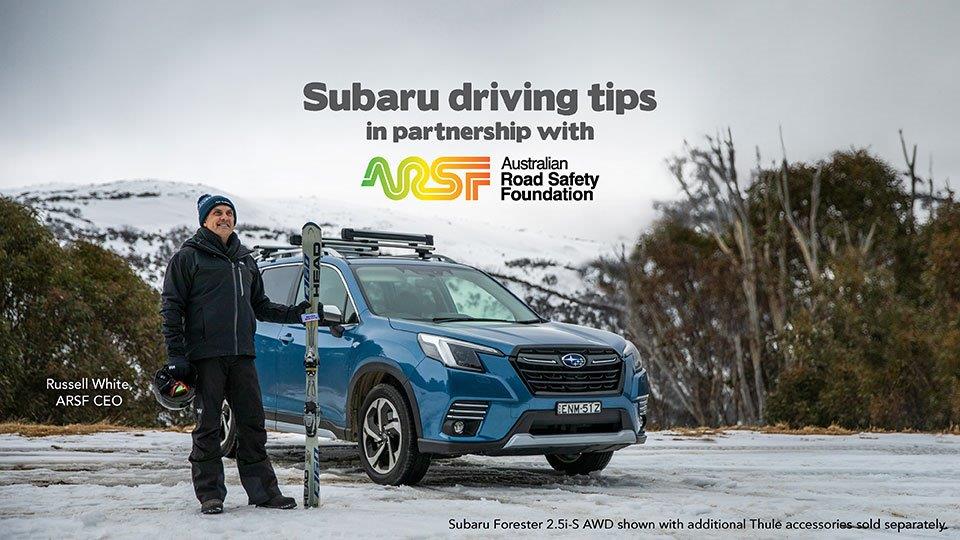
[254,228,454,262]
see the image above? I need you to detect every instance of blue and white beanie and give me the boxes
[197,194,237,226]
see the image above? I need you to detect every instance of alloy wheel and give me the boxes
[218,399,237,458]
[362,397,403,474]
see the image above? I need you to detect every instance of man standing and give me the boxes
[160,194,307,514]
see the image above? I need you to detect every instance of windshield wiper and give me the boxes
[432,316,508,323]
[431,316,543,324]
[431,315,537,324]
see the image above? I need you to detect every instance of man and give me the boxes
[160,193,308,515]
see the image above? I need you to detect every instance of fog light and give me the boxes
[453,421,465,434]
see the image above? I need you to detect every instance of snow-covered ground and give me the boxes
[1,430,957,539]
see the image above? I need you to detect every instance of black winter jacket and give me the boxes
[161,228,303,362]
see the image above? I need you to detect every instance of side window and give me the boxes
[296,266,359,324]
[261,265,300,304]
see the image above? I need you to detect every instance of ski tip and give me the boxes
[302,221,320,229]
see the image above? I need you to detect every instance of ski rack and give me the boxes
[254,228,456,262]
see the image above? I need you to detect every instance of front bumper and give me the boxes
[504,430,640,451]
[418,407,647,456]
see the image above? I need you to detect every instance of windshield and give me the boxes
[354,264,540,323]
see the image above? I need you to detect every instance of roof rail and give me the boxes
[254,228,452,262]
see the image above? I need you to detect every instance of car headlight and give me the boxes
[417,333,502,372]
[622,340,642,372]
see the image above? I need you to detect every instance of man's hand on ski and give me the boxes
[165,356,196,384]
[295,300,324,322]
[294,300,311,316]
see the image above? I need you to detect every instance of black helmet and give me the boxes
[151,367,195,410]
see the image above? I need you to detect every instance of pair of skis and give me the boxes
[300,222,322,508]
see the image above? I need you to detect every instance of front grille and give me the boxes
[511,347,623,395]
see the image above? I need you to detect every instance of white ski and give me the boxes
[300,222,322,508]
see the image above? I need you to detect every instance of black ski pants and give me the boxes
[189,355,281,504]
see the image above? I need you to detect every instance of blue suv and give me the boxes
[219,229,650,485]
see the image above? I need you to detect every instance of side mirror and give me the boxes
[323,305,346,338]
[322,305,344,325]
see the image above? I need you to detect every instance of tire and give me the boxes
[546,451,614,475]
[357,384,431,485]
[219,399,238,459]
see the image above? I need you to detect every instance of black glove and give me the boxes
[294,300,326,324]
[165,357,195,384]
[294,300,311,315]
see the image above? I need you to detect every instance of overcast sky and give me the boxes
[1,1,957,241]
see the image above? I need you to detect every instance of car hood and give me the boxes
[387,318,626,355]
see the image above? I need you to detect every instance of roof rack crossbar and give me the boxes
[326,239,434,252]
[252,245,301,260]
[341,228,433,246]
[255,227,441,261]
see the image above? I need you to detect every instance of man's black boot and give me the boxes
[255,495,297,509]
[201,499,224,514]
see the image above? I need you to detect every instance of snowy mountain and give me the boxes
[3,180,622,329]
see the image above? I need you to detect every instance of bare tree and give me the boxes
[900,129,953,215]
[900,129,919,231]
[778,129,822,288]
[668,129,767,420]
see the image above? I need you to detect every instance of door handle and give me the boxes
[279,332,294,345]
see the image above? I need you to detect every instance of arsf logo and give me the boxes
[362,156,490,200]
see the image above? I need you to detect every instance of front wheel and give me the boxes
[357,384,431,485]
[546,451,613,475]
[220,400,238,458]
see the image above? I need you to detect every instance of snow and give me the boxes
[3,179,611,295]
[1,430,957,538]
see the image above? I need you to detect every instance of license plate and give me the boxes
[556,401,602,415]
